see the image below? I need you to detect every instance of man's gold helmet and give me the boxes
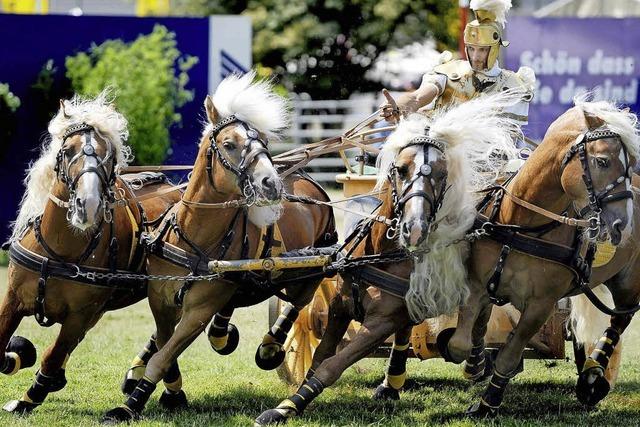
[463,0,512,71]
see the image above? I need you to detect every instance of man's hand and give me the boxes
[380,88,400,123]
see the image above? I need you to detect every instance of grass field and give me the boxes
[0,268,640,426]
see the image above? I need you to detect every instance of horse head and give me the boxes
[203,95,282,203]
[559,104,638,245]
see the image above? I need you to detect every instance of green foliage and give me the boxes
[65,25,198,165]
[0,83,21,112]
[172,0,458,99]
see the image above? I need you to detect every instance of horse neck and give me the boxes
[37,181,101,259]
[368,186,398,254]
[173,143,240,250]
[500,140,571,226]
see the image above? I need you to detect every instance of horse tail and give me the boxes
[570,284,613,346]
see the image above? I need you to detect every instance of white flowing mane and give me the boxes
[204,71,290,141]
[376,90,523,322]
[574,95,640,159]
[11,90,131,241]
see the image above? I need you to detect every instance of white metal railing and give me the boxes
[280,94,384,184]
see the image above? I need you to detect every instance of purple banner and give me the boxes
[504,17,640,140]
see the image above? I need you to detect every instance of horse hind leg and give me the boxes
[462,302,495,382]
[373,325,412,401]
[255,302,298,370]
[121,333,158,395]
[572,281,637,407]
[207,305,239,356]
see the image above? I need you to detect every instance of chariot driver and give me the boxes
[382,0,535,133]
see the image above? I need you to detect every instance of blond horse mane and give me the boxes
[574,94,640,159]
[377,91,523,322]
[203,71,290,142]
[11,90,131,241]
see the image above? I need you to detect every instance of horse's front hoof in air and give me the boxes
[3,399,39,415]
[372,383,400,401]
[101,406,140,424]
[576,364,610,407]
[255,342,286,370]
[208,323,240,356]
[465,400,498,418]
[158,389,188,411]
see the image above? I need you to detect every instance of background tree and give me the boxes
[172,0,459,98]
[66,25,198,164]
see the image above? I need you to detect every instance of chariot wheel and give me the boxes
[269,278,337,386]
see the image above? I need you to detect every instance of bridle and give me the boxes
[560,126,633,238]
[205,114,271,203]
[53,122,118,222]
[387,134,449,239]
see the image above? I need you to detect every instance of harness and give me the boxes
[143,116,337,306]
[7,123,146,326]
[477,127,637,314]
[340,135,448,320]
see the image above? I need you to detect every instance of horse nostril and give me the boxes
[612,219,623,234]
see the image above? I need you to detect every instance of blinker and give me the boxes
[420,164,432,176]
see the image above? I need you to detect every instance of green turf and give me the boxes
[0,267,639,426]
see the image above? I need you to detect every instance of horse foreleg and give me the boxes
[304,293,352,383]
[207,304,239,356]
[102,280,232,423]
[462,302,494,382]
[373,325,412,401]
[441,287,490,364]
[467,299,555,418]
[3,310,98,414]
[256,302,298,370]
[0,287,34,377]
[255,313,403,426]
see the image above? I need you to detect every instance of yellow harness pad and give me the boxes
[125,205,140,267]
[254,223,287,258]
[593,241,616,268]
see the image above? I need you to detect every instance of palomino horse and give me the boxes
[430,98,639,416]
[103,73,336,422]
[0,93,180,413]
[254,91,523,425]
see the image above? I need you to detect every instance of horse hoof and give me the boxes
[255,344,285,370]
[101,406,139,424]
[254,408,293,426]
[436,328,457,363]
[3,399,39,414]
[121,366,145,396]
[158,390,188,411]
[209,323,240,356]
[465,400,498,418]
[6,336,37,369]
[576,368,610,406]
[372,384,400,401]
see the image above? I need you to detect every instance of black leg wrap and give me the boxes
[125,377,156,413]
[463,343,493,382]
[208,323,239,356]
[254,376,325,426]
[436,328,458,363]
[137,336,158,365]
[373,341,409,401]
[26,370,68,403]
[467,370,511,418]
[2,336,37,375]
[575,328,619,407]
[270,304,299,344]
[121,336,157,396]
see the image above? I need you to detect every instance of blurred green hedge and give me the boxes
[66,25,198,165]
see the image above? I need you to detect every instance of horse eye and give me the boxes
[223,141,236,150]
[595,157,609,168]
[397,165,409,179]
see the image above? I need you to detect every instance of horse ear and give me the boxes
[584,111,605,130]
[59,99,70,119]
[204,95,219,124]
